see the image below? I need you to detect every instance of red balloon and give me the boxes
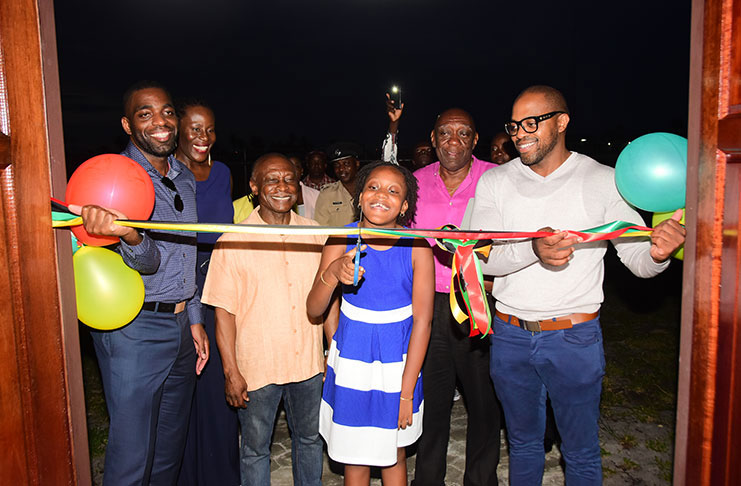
[66,154,155,246]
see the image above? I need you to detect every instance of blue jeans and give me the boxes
[490,315,604,486]
[237,374,323,486]
[92,309,196,486]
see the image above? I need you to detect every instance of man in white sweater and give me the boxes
[470,85,685,485]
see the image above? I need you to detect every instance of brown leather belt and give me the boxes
[141,301,187,314]
[495,310,599,333]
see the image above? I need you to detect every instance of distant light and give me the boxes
[607,142,612,146]
[580,138,587,142]
[391,85,399,93]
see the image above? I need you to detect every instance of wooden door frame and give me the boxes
[674,0,741,484]
[0,0,90,484]
[2,0,739,484]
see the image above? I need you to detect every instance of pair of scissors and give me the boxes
[353,228,362,286]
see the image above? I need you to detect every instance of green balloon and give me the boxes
[615,133,687,212]
[73,246,145,330]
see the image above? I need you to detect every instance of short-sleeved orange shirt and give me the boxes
[202,208,326,391]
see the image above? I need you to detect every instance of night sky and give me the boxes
[55,0,692,189]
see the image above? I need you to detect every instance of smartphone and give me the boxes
[388,85,402,110]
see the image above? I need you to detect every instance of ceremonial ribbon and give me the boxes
[51,210,653,336]
[435,228,494,337]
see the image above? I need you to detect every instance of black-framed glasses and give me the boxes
[505,111,566,136]
[161,176,184,212]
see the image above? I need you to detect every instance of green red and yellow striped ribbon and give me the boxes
[51,211,653,337]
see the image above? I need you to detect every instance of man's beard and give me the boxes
[133,130,176,157]
[520,135,557,166]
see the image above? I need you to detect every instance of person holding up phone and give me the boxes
[382,87,403,165]
[381,89,435,171]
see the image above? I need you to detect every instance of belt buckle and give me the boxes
[519,319,542,333]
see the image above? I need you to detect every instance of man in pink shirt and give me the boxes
[411,109,501,486]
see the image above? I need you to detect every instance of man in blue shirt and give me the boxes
[73,81,209,485]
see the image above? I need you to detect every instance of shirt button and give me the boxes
[288,282,292,287]
[293,329,297,334]
[445,285,450,289]
[292,305,296,310]
[449,201,453,206]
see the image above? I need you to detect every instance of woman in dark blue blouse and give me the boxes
[175,101,239,486]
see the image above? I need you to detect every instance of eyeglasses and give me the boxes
[504,111,566,136]
[161,176,184,212]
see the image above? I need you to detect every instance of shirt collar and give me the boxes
[249,206,297,226]
[121,141,182,179]
[432,156,482,195]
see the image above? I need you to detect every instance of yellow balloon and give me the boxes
[73,246,145,330]
[651,209,685,260]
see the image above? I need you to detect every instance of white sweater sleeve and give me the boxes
[469,170,539,276]
[591,169,670,278]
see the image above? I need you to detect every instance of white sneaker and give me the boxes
[453,389,462,401]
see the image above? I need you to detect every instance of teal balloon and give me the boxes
[615,133,687,212]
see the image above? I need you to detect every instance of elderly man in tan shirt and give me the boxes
[203,153,326,486]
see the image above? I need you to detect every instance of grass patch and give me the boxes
[646,438,669,453]
[620,457,640,471]
[81,335,108,462]
[602,465,617,478]
[619,434,638,449]
[654,456,673,482]
[599,256,682,427]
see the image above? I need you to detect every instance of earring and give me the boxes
[208,154,212,167]
[400,211,406,217]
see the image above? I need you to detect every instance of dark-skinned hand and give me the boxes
[532,227,583,266]
[68,203,142,246]
[190,323,209,375]
[326,245,367,286]
[649,209,686,262]
[224,370,249,408]
[398,399,414,430]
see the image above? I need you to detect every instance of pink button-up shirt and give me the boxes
[413,156,496,292]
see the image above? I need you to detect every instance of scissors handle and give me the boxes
[353,238,361,286]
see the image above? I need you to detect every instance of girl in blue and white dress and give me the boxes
[307,161,434,485]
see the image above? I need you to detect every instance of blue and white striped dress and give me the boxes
[319,229,423,466]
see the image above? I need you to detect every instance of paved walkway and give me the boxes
[268,399,674,485]
[269,399,566,485]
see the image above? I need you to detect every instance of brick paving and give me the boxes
[269,399,566,485]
